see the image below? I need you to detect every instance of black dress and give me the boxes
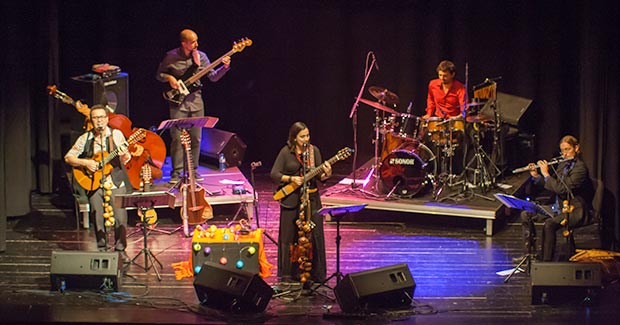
[270,145,326,282]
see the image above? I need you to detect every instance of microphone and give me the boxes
[406,102,412,115]
[250,161,262,169]
[484,76,502,83]
[303,142,308,148]
[96,125,105,131]
[371,52,379,71]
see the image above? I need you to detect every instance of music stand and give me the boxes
[311,204,367,294]
[494,193,552,282]
[158,116,218,236]
[115,191,175,281]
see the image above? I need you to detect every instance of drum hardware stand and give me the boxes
[384,179,402,200]
[437,124,462,188]
[463,125,501,200]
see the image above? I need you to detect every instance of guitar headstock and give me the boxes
[232,37,253,53]
[336,147,354,161]
[180,129,191,149]
[129,129,146,143]
[46,85,73,105]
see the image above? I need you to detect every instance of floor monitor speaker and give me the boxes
[193,262,273,313]
[530,262,602,305]
[200,128,247,167]
[50,250,122,291]
[334,263,415,313]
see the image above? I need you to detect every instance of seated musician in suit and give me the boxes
[515,135,594,263]
[64,105,132,263]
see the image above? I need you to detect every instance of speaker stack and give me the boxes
[200,128,247,167]
[193,262,273,313]
[50,250,122,291]
[334,263,415,313]
[71,72,130,116]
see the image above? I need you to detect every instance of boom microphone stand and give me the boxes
[348,51,378,191]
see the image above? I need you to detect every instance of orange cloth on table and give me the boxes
[172,227,273,280]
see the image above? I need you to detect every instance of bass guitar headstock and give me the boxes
[232,37,253,53]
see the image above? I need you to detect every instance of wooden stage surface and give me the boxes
[1,162,619,324]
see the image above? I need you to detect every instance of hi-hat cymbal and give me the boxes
[359,98,399,115]
[368,86,399,104]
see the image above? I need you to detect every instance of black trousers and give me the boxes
[520,209,584,261]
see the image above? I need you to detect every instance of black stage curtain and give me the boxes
[1,1,618,249]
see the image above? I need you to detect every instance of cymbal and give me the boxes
[368,86,399,104]
[466,114,494,123]
[359,98,399,115]
[466,102,486,107]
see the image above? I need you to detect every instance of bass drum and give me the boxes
[380,141,436,197]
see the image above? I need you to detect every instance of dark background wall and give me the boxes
[1,0,619,250]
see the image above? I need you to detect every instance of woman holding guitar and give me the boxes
[64,105,132,263]
[270,122,332,287]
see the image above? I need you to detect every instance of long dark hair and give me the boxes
[287,121,307,150]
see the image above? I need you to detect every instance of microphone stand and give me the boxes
[348,52,377,190]
[551,162,576,258]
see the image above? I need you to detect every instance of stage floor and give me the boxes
[1,164,619,324]
[321,159,530,236]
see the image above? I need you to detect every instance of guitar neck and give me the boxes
[184,48,235,85]
[303,155,340,182]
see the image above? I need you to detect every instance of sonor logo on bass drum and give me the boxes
[389,158,417,165]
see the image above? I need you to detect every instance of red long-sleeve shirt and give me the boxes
[426,79,466,118]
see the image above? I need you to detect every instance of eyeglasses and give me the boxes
[91,115,108,120]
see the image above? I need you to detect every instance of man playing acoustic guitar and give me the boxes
[65,105,132,263]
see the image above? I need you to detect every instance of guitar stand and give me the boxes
[309,204,368,296]
[130,210,164,281]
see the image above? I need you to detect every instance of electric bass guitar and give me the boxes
[273,147,353,201]
[162,38,252,105]
[73,129,146,191]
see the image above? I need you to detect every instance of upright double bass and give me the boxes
[47,85,166,189]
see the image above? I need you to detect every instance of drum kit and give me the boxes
[358,86,500,200]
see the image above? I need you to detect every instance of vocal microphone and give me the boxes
[406,102,412,115]
[371,52,379,71]
[250,161,262,169]
[512,157,573,174]
[96,125,105,131]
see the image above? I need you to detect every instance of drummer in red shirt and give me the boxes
[423,60,466,119]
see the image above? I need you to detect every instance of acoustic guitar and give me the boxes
[180,130,213,229]
[73,129,145,191]
[273,147,354,201]
[162,38,252,104]
[47,85,167,190]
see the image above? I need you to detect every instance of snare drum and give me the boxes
[395,114,422,140]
